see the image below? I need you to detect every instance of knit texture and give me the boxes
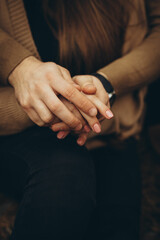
[0,0,160,146]
[0,0,40,84]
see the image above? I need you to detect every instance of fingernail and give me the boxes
[89,108,97,117]
[84,125,90,133]
[75,123,82,131]
[93,123,101,133]
[57,132,65,139]
[106,110,114,119]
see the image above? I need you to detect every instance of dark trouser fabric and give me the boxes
[0,126,141,240]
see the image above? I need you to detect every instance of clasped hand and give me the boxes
[51,74,114,146]
[8,56,114,146]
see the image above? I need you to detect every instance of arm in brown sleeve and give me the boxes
[0,87,34,135]
[98,0,160,96]
[0,28,33,85]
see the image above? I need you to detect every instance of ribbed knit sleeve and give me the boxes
[0,0,40,85]
[0,87,34,135]
[0,29,33,85]
[98,0,160,96]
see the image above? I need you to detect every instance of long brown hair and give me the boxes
[43,0,131,75]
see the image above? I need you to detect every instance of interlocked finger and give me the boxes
[77,132,89,146]
[85,94,114,120]
[40,86,83,131]
[51,97,87,133]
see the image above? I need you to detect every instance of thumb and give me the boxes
[73,75,97,95]
[82,83,97,95]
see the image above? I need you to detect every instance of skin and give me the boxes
[8,56,99,131]
[8,56,114,145]
[51,75,114,145]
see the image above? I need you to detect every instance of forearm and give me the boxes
[99,0,160,96]
[99,30,160,95]
[0,87,34,136]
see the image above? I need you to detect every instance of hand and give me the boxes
[8,56,98,131]
[73,74,114,120]
[53,74,114,131]
[51,74,114,146]
[50,96,91,145]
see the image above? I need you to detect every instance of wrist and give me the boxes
[8,56,39,86]
[91,72,116,106]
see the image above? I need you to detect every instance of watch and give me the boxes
[91,72,116,106]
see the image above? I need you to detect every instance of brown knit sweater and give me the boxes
[0,0,160,148]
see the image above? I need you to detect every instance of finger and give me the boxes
[51,122,70,132]
[79,110,101,134]
[77,133,88,146]
[97,114,105,122]
[60,97,86,127]
[57,131,70,139]
[49,116,61,125]
[82,84,97,95]
[86,95,114,119]
[51,122,88,134]
[47,73,97,117]
[40,86,83,131]
[59,66,81,90]
[59,66,72,83]
[60,90,102,134]
[73,75,97,94]
[72,84,81,91]
[83,125,91,133]
[51,97,87,133]
[32,99,55,125]
[25,108,44,126]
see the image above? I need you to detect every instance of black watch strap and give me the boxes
[91,73,116,106]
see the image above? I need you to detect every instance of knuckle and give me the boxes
[63,68,70,77]
[50,102,61,113]
[64,86,76,99]
[80,98,91,109]
[20,99,30,110]
[45,62,56,71]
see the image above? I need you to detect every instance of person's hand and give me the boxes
[8,56,98,131]
[50,96,91,145]
[51,74,114,145]
[73,74,114,120]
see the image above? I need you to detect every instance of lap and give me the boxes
[0,126,140,202]
[0,127,140,239]
[0,126,95,199]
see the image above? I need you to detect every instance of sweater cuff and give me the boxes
[97,59,125,97]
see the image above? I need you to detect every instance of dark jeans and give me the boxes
[0,126,141,240]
